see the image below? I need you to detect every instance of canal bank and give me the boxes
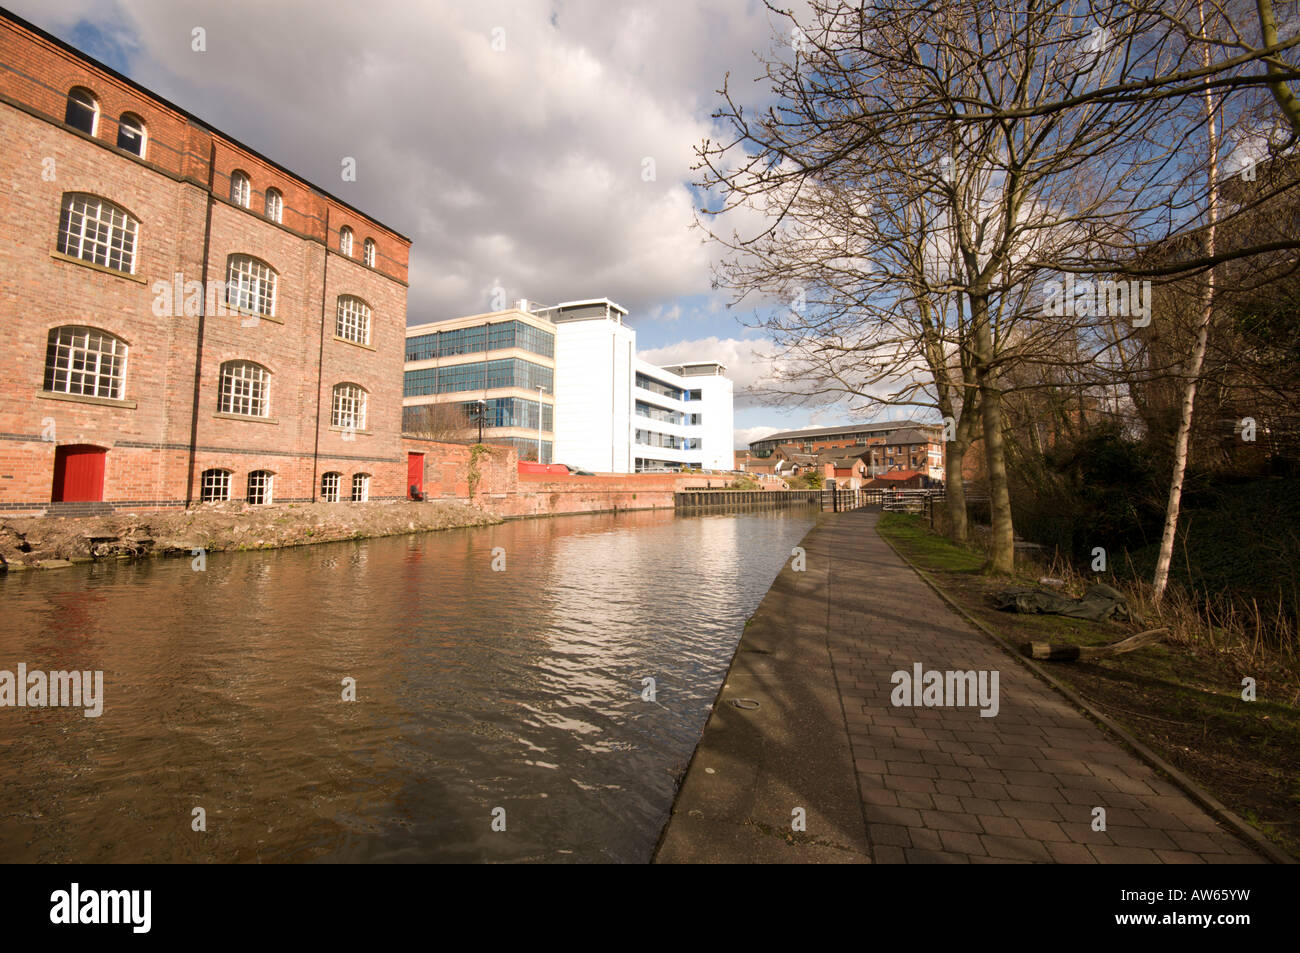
[654,508,1268,864]
[654,509,873,862]
[0,499,499,570]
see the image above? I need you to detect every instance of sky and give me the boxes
[11,0,925,448]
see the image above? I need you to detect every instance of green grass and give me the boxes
[877,510,1300,859]
[877,512,985,572]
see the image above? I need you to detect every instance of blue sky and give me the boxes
[13,0,919,446]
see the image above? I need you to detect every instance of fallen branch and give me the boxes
[1020,628,1169,662]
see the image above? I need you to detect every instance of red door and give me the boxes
[407,452,424,499]
[52,445,107,502]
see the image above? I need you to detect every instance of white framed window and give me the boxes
[57,193,138,274]
[117,113,146,157]
[363,238,375,267]
[218,361,269,417]
[351,473,370,502]
[246,470,273,505]
[230,170,251,208]
[225,254,277,316]
[331,383,367,431]
[200,469,231,502]
[335,296,371,345]
[43,326,127,399]
[339,226,353,256]
[64,87,98,135]
[265,188,282,223]
[321,471,341,502]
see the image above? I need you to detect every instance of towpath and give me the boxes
[654,508,1267,864]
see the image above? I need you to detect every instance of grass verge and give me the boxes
[878,511,1300,860]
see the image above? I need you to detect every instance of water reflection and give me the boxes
[0,508,816,863]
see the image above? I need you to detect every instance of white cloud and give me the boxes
[13,0,786,321]
[733,425,779,450]
[637,335,780,407]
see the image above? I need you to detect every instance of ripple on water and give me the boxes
[0,508,816,863]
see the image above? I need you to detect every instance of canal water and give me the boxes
[0,508,817,863]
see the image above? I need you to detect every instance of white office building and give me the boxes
[403,297,735,474]
[536,299,735,474]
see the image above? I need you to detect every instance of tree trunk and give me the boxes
[971,296,1016,574]
[1152,5,1220,605]
[943,402,980,542]
[944,439,969,541]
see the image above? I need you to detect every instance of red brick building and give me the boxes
[0,11,412,515]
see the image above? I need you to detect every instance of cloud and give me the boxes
[12,0,788,323]
[637,335,780,408]
[733,424,780,450]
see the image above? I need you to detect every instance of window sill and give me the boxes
[329,426,373,436]
[333,335,375,351]
[223,305,283,325]
[215,412,278,424]
[38,390,136,409]
[49,250,146,284]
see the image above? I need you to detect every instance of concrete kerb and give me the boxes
[876,526,1294,866]
[652,512,874,863]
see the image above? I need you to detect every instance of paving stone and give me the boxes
[939,830,987,855]
[977,815,1023,838]
[1046,842,1097,864]
[1089,844,1161,863]
[904,848,970,864]
[867,823,912,848]
[981,835,1054,862]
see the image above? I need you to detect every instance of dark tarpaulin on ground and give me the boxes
[992,582,1132,623]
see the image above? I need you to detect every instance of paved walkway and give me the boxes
[655,508,1266,864]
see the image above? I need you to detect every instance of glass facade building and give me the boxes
[404,358,554,398]
[460,397,554,432]
[406,320,554,362]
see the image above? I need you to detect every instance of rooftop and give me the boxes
[752,420,936,445]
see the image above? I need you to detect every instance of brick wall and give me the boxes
[0,12,411,514]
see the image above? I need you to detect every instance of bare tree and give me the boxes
[403,402,474,444]
[700,0,1197,572]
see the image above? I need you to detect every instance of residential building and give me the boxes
[749,421,946,482]
[0,10,412,514]
[865,469,929,490]
[750,421,933,454]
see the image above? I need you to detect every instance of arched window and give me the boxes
[57,193,138,274]
[363,238,376,267]
[335,295,371,345]
[351,473,370,502]
[44,326,127,400]
[225,254,277,316]
[339,226,353,256]
[230,170,251,208]
[331,383,367,431]
[264,187,283,223]
[246,470,274,505]
[64,87,98,135]
[218,360,270,417]
[200,469,231,502]
[320,471,342,502]
[117,113,146,157]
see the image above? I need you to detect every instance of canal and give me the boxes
[0,507,817,863]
